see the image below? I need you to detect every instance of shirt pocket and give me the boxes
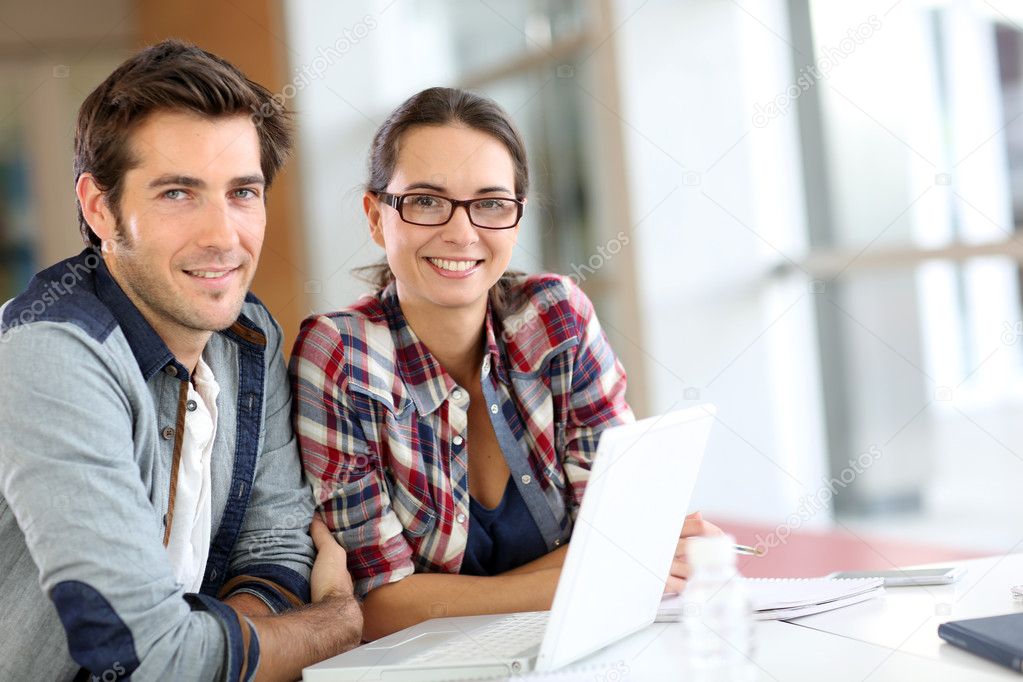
[544,461,567,491]
[554,420,567,454]
[541,461,569,518]
[385,474,437,539]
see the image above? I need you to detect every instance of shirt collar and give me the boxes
[379,282,510,416]
[482,300,510,385]
[93,252,188,382]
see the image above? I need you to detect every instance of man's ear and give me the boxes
[76,173,116,243]
[363,191,386,248]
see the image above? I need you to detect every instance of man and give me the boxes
[0,40,361,680]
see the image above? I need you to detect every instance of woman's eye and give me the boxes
[413,196,437,207]
[477,199,508,210]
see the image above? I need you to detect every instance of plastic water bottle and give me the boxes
[680,534,756,680]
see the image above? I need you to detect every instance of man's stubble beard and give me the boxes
[111,213,252,333]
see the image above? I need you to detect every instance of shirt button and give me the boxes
[452,435,464,446]
[186,399,197,412]
[452,388,464,401]
[521,474,532,485]
[161,426,175,440]
[554,539,562,547]
[490,404,499,414]
[164,365,177,377]
[456,513,467,524]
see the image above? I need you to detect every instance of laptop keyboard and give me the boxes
[405,611,549,664]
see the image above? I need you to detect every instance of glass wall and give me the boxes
[805,0,1023,547]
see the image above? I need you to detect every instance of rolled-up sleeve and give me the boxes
[290,315,414,599]
[559,278,635,512]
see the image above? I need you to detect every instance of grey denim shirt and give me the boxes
[0,249,314,681]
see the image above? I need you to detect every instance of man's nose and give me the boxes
[196,199,242,251]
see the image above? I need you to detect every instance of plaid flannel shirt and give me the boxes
[290,274,633,598]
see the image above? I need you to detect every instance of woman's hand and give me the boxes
[310,516,357,603]
[665,511,724,594]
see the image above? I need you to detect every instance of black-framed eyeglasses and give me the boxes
[375,192,524,230]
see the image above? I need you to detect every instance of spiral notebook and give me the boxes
[656,577,885,622]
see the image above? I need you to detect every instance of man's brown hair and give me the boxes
[73,39,292,247]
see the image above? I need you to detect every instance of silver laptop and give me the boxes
[304,404,716,681]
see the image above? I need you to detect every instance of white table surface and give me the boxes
[307,554,1023,681]
[522,553,1023,681]
[785,553,1023,676]
[517,617,1016,681]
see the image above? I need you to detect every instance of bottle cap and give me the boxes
[686,533,737,567]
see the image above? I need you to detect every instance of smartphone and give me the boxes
[829,567,966,586]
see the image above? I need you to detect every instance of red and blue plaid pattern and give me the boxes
[289,275,633,598]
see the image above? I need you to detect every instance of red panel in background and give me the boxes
[717,519,989,579]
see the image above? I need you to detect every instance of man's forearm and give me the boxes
[247,594,363,681]
[362,567,561,641]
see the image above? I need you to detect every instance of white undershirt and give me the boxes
[165,355,220,593]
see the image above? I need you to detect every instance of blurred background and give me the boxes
[3,0,1023,574]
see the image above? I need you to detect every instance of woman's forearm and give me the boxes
[362,566,562,640]
[501,544,569,575]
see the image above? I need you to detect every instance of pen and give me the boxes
[735,544,765,557]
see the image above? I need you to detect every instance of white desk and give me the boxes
[519,554,1023,681]
[308,554,1023,681]
[786,553,1023,677]
[516,619,1014,681]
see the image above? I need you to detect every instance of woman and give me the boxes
[290,87,718,640]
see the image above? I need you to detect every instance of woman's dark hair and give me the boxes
[74,39,293,247]
[356,87,528,317]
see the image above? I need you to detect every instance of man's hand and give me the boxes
[248,517,363,680]
[310,516,356,603]
[665,511,724,594]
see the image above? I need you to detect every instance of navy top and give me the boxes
[460,476,549,576]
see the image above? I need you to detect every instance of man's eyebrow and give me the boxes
[148,174,205,189]
[146,174,266,189]
[231,174,266,187]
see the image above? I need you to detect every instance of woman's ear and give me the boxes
[510,197,527,235]
[364,191,386,248]
[76,173,116,243]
